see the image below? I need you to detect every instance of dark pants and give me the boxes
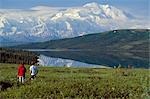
[30,75,36,80]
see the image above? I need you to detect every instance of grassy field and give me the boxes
[0,63,149,99]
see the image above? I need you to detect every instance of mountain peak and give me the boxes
[101,4,111,9]
[83,2,100,8]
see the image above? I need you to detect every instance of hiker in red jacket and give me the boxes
[17,63,26,83]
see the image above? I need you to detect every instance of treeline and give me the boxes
[0,48,39,65]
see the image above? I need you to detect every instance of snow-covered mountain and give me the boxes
[0,2,149,43]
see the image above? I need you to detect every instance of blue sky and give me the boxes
[0,0,149,17]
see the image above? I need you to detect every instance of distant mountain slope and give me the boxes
[14,29,149,51]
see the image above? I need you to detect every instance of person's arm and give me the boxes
[29,66,32,74]
[25,67,26,73]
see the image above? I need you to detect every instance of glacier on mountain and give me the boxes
[0,2,149,43]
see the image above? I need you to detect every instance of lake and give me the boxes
[25,49,149,68]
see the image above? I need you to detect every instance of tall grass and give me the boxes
[0,63,149,99]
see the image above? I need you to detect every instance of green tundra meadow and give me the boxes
[0,63,149,99]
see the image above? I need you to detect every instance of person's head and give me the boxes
[22,62,25,65]
[20,63,24,67]
[31,62,35,65]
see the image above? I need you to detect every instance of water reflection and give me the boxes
[38,55,110,68]
[30,50,149,68]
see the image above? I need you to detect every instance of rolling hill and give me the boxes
[13,29,149,51]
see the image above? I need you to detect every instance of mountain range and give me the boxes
[0,2,149,44]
